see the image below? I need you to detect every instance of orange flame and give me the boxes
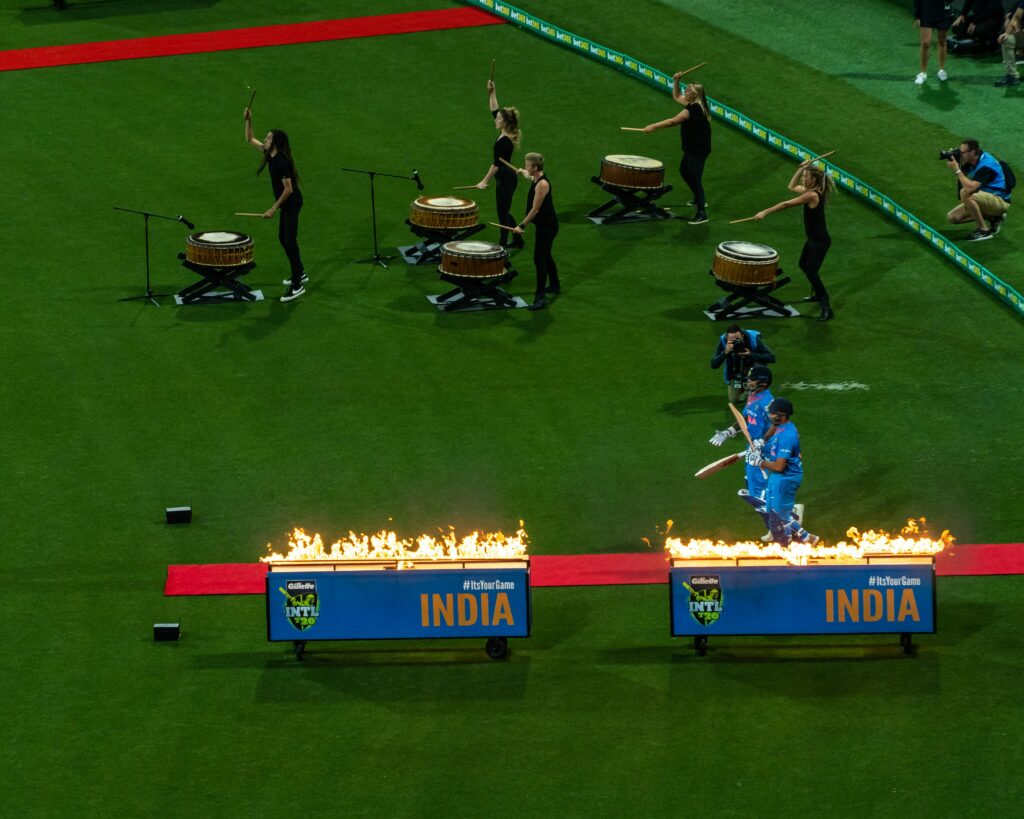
[664,518,953,566]
[262,523,529,566]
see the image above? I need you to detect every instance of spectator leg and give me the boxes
[1003,32,1020,79]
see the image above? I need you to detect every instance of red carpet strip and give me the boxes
[164,543,1024,596]
[0,8,502,72]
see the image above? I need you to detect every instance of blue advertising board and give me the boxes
[267,567,531,642]
[670,562,935,636]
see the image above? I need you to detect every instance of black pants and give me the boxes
[799,239,831,305]
[533,223,559,298]
[678,152,708,210]
[495,174,518,246]
[951,16,1001,46]
[279,202,304,288]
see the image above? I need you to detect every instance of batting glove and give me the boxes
[710,427,739,447]
[744,440,764,466]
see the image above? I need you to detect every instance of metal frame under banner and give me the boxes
[464,0,1024,317]
[668,557,937,656]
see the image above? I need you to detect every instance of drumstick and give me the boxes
[498,157,521,173]
[489,59,495,82]
[675,61,707,78]
[245,88,256,112]
[235,212,265,217]
[729,216,759,224]
[489,221,519,231]
[799,150,835,166]
[453,185,478,190]
[620,127,646,131]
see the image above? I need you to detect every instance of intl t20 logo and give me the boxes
[279,580,320,631]
[685,575,723,626]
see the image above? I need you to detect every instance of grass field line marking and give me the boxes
[784,382,870,392]
[0,7,503,72]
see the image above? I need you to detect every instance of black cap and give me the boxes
[768,397,794,416]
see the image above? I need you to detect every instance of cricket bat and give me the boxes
[694,451,745,479]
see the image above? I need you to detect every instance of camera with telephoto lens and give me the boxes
[939,147,962,161]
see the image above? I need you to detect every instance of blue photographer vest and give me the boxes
[969,152,1009,200]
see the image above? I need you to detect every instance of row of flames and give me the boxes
[260,519,951,567]
[663,518,953,566]
[261,524,530,565]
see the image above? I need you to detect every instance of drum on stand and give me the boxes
[712,241,779,286]
[431,240,519,312]
[438,241,508,280]
[599,155,665,190]
[185,232,254,267]
[410,196,479,231]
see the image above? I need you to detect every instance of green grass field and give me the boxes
[2,1,1023,815]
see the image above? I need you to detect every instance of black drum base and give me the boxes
[398,221,486,266]
[175,258,260,304]
[428,268,526,312]
[704,269,797,320]
[586,177,674,224]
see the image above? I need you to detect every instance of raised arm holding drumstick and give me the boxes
[244,105,307,302]
[642,69,712,225]
[475,78,523,249]
[751,161,835,321]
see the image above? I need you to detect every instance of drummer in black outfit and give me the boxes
[643,75,712,225]
[753,163,835,321]
[245,108,306,302]
[513,152,559,311]
[476,80,523,249]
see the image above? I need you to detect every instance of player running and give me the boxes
[751,398,819,546]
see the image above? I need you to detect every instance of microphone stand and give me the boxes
[340,167,421,269]
[114,206,190,306]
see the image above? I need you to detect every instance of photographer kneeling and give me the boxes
[710,324,776,406]
[944,139,1012,242]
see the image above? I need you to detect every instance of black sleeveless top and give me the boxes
[528,175,557,228]
[491,110,517,185]
[802,194,829,244]
[680,103,711,156]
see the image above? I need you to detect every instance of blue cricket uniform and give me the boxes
[737,388,773,531]
[743,388,773,497]
[762,420,813,545]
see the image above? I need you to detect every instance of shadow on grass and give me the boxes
[660,394,724,417]
[170,292,296,342]
[249,644,531,703]
[19,0,218,24]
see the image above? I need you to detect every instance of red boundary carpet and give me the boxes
[0,8,502,72]
[164,544,1024,596]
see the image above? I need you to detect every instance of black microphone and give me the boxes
[412,170,424,191]
[177,214,195,230]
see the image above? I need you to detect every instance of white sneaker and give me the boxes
[938,69,948,82]
[914,72,927,85]
[760,531,773,542]
[280,285,305,302]
[281,273,309,286]
[793,504,804,526]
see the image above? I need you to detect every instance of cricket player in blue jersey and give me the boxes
[751,397,819,546]
[710,366,775,539]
